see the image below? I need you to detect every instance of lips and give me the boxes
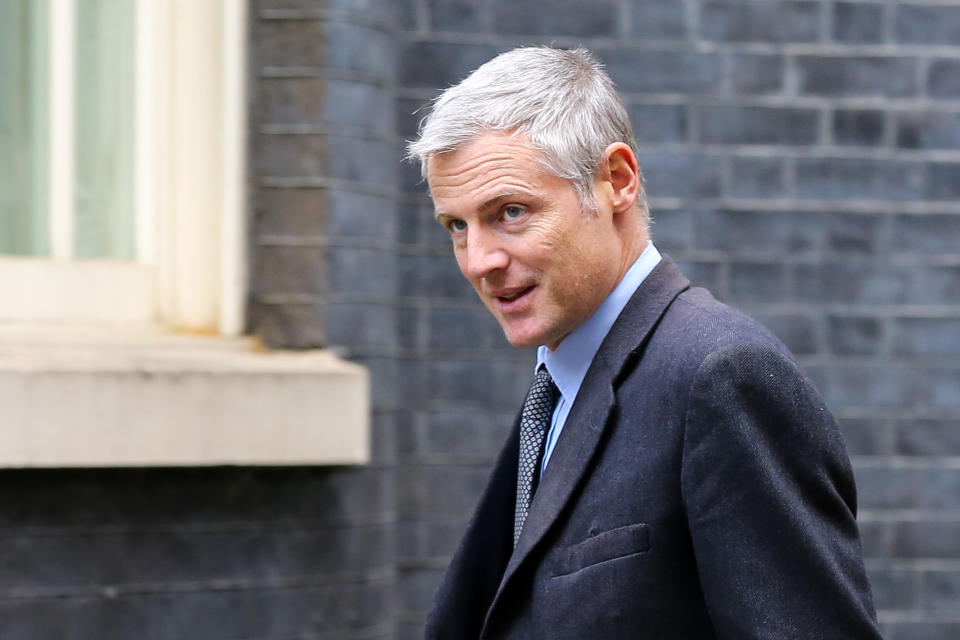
[490,285,535,310]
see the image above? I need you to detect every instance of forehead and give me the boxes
[426,132,556,208]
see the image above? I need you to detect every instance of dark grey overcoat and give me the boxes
[426,257,881,639]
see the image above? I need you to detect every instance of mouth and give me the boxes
[492,286,535,309]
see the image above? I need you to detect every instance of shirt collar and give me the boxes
[536,243,662,406]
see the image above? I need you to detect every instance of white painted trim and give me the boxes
[0,336,369,467]
[219,0,248,337]
[0,257,154,322]
[48,0,75,260]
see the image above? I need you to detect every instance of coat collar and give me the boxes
[479,255,691,637]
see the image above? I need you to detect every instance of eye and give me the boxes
[447,219,467,233]
[502,205,525,221]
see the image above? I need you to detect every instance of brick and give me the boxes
[327,189,398,240]
[261,0,395,15]
[416,517,476,558]
[258,134,398,187]
[398,41,503,89]
[255,187,327,238]
[833,109,884,147]
[635,152,721,198]
[827,316,884,356]
[397,253,474,299]
[908,265,960,306]
[426,0,490,32]
[929,367,960,408]
[898,112,960,150]
[396,97,427,139]
[815,363,922,407]
[426,305,506,351]
[747,312,818,355]
[399,152,429,195]
[926,163,960,200]
[893,318,960,358]
[726,157,787,198]
[0,467,392,527]
[250,301,326,348]
[892,521,960,558]
[400,464,497,515]
[369,411,403,462]
[390,0,420,30]
[826,212,887,255]
[793,158,924,201]
[255,188,397,240]
[884,623,960,640]
[835,418,892,456]
[865,568,919,610]
[396,304,421,349]
[677,260,726,297]
[924,571,960,611]
[694,210,822,254]
[325,302,398,350]
[700,0,820,42]
[894,214,960,255]
[260,78,394,133]
[258,19,394,78]
[697,106,818,146]
[833,2,883,44]
[648,209,694,253]
[491,0,619,36]
[326,246,396,296]
[0,582,395,640]
[728,54,783,94]
[0,526,392,588]
[251,245,326,295]
[627,104,688,143]
[601,49,723,94]
[398,566,445,614]
[797,56,917,98]
[728,262,787,303]
[929,59,960,99]
[896,5,960,45]
[856,466,960,509]
[630,0,688,39]
[857,519,889,557]
[423,358,531,409]
[895,419,960,456]
[423,409,514,457]
[794,263,909,305]
[398,202,426,245]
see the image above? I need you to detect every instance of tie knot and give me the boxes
[529,366,559,404]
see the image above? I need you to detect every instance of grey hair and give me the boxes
[406,46,647,217]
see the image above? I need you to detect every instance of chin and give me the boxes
[500,327,544,350]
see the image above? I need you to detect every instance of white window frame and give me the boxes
[0,0,247,336]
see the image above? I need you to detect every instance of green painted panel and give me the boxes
[74,0,135,259]
[0,0,49,256]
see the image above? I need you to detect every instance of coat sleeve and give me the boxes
[680,342,882,639]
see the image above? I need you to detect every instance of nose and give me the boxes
[461,228,509,281]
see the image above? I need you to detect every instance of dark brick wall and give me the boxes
[6,2,959,639]
[386,2,960,639]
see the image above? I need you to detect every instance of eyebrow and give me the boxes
[433,191,529,220]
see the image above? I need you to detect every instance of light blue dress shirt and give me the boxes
[537,243,662,476]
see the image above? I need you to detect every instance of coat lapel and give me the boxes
[480,256,691,637]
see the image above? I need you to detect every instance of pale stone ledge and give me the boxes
[0,327,369,467]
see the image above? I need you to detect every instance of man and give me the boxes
[408,47,881,639]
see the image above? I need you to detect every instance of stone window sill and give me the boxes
[0,327,369,467]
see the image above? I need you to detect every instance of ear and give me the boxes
[600,143,640,215]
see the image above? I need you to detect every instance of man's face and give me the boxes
[427,132,628,350]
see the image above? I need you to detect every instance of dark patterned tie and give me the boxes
[513,366,560,547]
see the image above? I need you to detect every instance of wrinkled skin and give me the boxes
[427,132,646,350]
